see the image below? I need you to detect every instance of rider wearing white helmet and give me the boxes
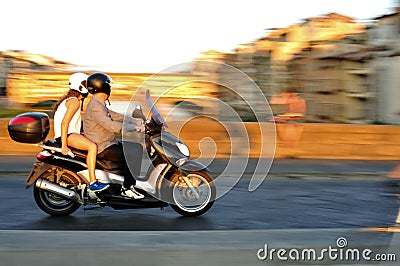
[54,73,109,192]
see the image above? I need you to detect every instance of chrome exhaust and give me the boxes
[35,179,78,201]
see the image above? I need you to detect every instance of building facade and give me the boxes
[0,50,72,96]
[194,13,367,123]
[367,10,400,124]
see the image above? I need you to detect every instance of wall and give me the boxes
[1,119,400,160]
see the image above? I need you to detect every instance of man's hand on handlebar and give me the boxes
[124,123,145,134]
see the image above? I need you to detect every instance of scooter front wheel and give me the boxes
[169,171,216,217]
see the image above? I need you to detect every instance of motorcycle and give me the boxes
[7,90,216,217]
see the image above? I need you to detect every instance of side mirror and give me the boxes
[132,105,146,121]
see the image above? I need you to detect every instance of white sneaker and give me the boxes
[121,186,144,199]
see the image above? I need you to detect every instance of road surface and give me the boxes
[1,157,400,265]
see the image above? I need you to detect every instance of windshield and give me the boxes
[145,89,165,126]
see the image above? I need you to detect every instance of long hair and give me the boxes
[54,89,81,112]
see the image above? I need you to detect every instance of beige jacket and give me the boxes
[83,96,135,154]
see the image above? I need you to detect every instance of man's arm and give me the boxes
[108,108,144,128]
[108,108,124,122]
[91,103,123,133]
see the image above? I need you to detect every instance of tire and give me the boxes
[169,171,216,217]
[33,170,81,216]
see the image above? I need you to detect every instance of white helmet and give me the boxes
[69,73,89,97]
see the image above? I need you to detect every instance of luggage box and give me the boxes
[8,112,50,143]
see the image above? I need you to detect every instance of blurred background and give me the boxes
[1,0,400,160]
[1,1,399,123]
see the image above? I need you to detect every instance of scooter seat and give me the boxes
[43,140,122,171]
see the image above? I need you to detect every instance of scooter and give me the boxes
[8,90,216,217]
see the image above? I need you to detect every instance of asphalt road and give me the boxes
[0,155,400,230]
[0,173,399,231]
[1,156,400,266]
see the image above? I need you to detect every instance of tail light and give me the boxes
[37,150,53,160]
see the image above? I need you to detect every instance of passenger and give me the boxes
[53,73,109,192]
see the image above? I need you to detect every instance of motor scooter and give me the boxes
[7,90,216,217]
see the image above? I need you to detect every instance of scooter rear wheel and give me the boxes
[33,170,81,216]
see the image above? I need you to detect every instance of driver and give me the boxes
[83,73,144,199]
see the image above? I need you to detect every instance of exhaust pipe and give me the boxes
[35,179,78,201]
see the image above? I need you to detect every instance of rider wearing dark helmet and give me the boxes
[86,72,112,96]
[54,73,109,193]
[83,73,144,199]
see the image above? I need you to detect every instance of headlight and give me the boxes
[176,142,190,157]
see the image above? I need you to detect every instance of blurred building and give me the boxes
[4,6,400,125]
[289,33,373,123]
[6,71,219,119]
[0,50,73,96]
[242,13,364,96]
[194,7,400,124]
[193,13,366,123]
[193,49,270,121]
[290,6,400,124]
[367,8,400,124]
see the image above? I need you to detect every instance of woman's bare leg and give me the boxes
[67,133,97,183]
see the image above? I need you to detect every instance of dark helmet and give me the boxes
[87,73,113,96]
